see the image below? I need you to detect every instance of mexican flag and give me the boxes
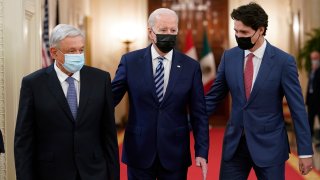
[200,31,216,94]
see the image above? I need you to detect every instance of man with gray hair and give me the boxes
[112,8,209,179]
[14,24,119,180]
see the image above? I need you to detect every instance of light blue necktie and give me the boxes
[155,57,165,103]
[66,77,78,120]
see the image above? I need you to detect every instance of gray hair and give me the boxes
[49,24,84,48]
[148,8,178,28]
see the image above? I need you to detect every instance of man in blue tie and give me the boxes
[14,24,119,180]
[205,2,313,179]
[112,8,209,180]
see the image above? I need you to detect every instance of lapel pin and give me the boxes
[177,65,181,68]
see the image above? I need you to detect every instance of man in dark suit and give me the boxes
[205,3,313,179]
[112,8,209,180]
[306,50,320,140]
[14,24,119,180]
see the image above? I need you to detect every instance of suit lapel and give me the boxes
[161,50,182,105]
[46,65,74,122]
[248,42,275,103]
[143,45,159,103]
[76,66,92,122]
[235,49,246,101]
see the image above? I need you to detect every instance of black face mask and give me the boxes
[235,31,259,50]
[154,33,177,53]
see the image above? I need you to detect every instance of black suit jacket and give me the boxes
[0,130,4,153]
[14,65,119,180]
[306,68,320,111]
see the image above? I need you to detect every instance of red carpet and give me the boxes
[119,128,307,179]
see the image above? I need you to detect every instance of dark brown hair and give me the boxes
[231,2,268,36]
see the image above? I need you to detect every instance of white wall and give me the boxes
[0,1,5,178]
[90,0,148,123]
[2,0,42,179]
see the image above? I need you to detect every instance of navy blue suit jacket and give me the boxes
[206,42,313,167]
[14,65,119,180]
[112,45,209,170]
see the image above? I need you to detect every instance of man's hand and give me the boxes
[196,157,207,180]
[299,157,313,175]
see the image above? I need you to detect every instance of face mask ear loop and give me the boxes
[250,30,258,44]
[251,30,257,38]
[253,34,260,45]
[55,49,65,66]
[151,28,157,44]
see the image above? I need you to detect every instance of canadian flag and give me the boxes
[183,29,198,60]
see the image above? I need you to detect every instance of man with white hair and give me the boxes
[112,8,209,179]
[14,24,119,180]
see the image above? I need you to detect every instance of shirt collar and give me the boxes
[245,39,267,59]
[54,61,80,83]
[151,44,173,62]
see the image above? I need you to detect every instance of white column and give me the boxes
[2,0,42,179]
[0,0,6,179]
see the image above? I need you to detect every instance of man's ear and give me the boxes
[258,26,265,35]
[148,27,154,41]
[50,47,58,59]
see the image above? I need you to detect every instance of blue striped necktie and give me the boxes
[66,77,78,119]
[155,57,165,103]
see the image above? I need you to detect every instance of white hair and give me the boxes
[148,8,179,28]
[49,24,84,48]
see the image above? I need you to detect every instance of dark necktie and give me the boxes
[66,77,78,119]
[155,57,165,103]
[309,72,314,93]
[244,53,254,100]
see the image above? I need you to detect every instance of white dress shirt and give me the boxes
[54,61,80,105]
[151,44,173,96]
[244,39,266,91]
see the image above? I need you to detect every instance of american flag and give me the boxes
[41,0,53,68]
